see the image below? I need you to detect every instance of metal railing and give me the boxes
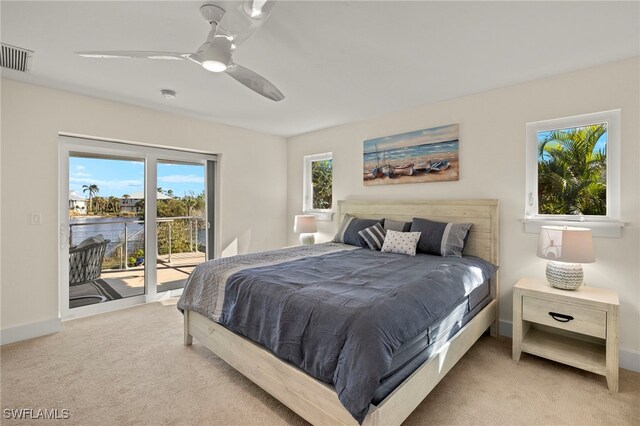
[69,216,205,270]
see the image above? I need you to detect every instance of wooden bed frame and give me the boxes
[184,199,500,425]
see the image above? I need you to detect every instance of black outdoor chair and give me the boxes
[69,237,110,286]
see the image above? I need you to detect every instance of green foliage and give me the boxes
[538,124,607,215]
[156,191,206,255]
[157,218,205,255]
[156,192,204,218]
[311,159,333,210]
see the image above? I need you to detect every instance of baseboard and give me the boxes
[498,320,640,372]
[619,348,640,372]
[498,319,514,338]
[0,317,62,345]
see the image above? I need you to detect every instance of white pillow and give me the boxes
[381,230,421,256]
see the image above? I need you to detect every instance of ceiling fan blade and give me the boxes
[216,0,277,49]
[225,63,284,102]
[76,51,188,60]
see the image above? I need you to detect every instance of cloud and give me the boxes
[158,174,203,184]
[364,124,459,153]
[69,177,144,192]
[74,171,91,177]
[76,165,85,170]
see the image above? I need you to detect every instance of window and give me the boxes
[525,110,622,236]
[303,152,333,214]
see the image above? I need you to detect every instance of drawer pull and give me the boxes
[548,312,574,322]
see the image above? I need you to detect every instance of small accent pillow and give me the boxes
[358,223,386,250]
[410,218,472,257]
[381,230,421,256]
[382,219,412,232]
[332,214,382,248]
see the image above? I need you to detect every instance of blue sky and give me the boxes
[363,124,459,154]
[69,157,205,198]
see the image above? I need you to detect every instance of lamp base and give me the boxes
[546,261,584,290]
[299,233,315,245]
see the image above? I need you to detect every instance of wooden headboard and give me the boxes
[337,199,499,265]
[338,199,500,321]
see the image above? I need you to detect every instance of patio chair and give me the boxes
[69,235,110,286]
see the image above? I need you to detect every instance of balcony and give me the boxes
[69,216,206,308]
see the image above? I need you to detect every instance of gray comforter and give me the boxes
[177,243,496,423]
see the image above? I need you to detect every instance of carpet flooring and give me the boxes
[1,300,638,425]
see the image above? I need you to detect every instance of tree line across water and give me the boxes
[73,186,207,267]
[74,185,205,218]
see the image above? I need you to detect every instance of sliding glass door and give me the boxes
[156,161,207,293]
[60,136,217,318]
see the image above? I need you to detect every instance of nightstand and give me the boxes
[512,277,619,392]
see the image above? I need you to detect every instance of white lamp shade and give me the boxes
[294,215,317,234]
[537,226,595,263]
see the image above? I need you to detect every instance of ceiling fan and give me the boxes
[76,1,284,102]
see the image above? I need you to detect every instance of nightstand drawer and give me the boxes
[522,296,606,338]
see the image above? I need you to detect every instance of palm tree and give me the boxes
[538,124,607,215]
[108,196,120,214]
[82,184,100,214]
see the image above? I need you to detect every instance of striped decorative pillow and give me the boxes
[358,223,386,250]
[332,214,382,247]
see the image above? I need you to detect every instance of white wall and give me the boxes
[0,79,287,336]
[286,57,640,367]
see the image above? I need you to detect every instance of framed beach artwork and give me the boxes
[363,124,459,185]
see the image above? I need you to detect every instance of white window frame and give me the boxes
[524,110,623,237]
[303,152,333,221]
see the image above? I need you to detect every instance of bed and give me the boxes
[180,199,499,425]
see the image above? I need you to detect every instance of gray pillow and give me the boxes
[333,214,382,248]
[383,219,412,232]
[410,218,472,257]
[358,223,386,250]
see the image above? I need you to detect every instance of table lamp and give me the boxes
[537,226,595,290]
[294,215,318,245]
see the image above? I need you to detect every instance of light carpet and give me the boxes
[1,300,638,425]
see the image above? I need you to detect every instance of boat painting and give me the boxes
[363,124,459,185]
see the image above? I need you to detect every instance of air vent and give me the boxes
[1,43,33,72]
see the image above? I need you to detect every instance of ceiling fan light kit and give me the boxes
[197,37,233,73]
[75,1,284,101]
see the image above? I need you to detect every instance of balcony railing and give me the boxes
[69,216,206,270]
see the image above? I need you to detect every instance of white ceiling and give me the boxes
[2,1,639,137]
